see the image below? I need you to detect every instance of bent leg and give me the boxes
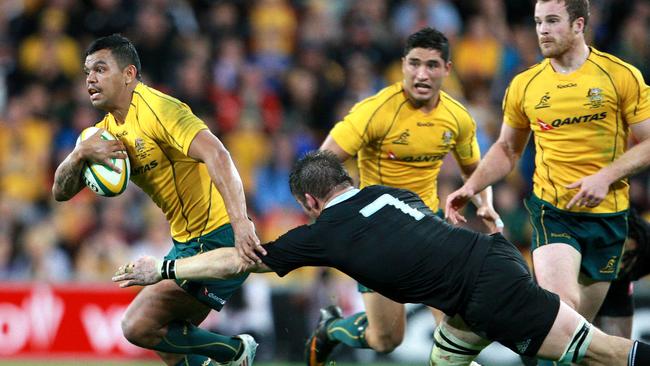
[362,291,406,353]
[533,243,582,310]
[122,280,242,365]
[536,300,642,366]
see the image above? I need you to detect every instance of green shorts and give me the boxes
[358,208,444,293]
[524,194,627,281]
[165,224,249,311]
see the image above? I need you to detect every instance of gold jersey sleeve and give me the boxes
[503,48,650,214]
[96,83,229,242]
[330,82,480,211]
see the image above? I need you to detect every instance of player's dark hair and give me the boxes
[403,27,450,62]
[289,151,353,203]
[85,34,142,81]
[538,0,590,30]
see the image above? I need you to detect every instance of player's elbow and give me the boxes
[52,186,70,202]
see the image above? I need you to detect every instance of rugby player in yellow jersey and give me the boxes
[309,27,502,365]
[52,35,261,366]
[447,1,650,365]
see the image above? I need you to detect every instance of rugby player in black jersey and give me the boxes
[114,151,650,366]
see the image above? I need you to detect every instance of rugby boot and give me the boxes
[219,334,257,366]
[305,305,343,366]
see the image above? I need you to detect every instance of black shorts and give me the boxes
[461,234,561,357]
[597,279,634,317]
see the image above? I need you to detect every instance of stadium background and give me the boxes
[0,0,648,365]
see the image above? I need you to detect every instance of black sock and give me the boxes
[629,341,650,366]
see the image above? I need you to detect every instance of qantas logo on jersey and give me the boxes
[131,160,158,176]
[536,118,554,131]
[386,151,444,162]
[400,154,445,163]
[536,112,607,130]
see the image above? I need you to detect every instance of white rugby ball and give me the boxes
[75,127,130,197]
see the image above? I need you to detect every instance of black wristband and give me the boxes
[161,259,177,280]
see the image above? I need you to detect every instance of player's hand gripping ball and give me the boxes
[76,127,130,197]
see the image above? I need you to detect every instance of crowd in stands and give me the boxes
[0,0,648,289]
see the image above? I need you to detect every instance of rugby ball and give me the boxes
[76,127,130,197]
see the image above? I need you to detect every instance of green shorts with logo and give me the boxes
[524,194,627,281]
[165,224,249,311]
[358,208,445,293]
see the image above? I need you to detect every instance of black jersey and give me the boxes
[261,185,491,315]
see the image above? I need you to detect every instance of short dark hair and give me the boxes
[403,27,450,62]
[289,151,353,203]
[85,34,142,80]
[538,0,590,29]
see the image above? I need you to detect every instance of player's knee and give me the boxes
[555,318,594,364]
[121,314,156,348]
[429,324,485,366]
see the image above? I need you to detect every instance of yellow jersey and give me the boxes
[330,82,480,210]
[503,48,650,214]
[96,83,230,242]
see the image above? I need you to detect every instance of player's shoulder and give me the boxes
[348,82,405,114]
[134,83,187,112]
[510,59,549,87]
[439,90,472,117]
[588,47,643,78]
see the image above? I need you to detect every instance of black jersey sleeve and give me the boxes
[260,224,329,277]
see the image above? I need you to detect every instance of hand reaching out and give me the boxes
[112,256,161,287]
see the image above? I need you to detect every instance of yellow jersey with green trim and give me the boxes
[330,82,480,211]
[503,48,650,214]
[95,83,230,242]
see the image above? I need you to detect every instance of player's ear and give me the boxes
[124,65,137,84]
[573,17,585,34]
[304,193,318,211]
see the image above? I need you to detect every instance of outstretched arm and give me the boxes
[52,129,127,201]
[446,123,530,224]
[566,119,650,209]
[457,162,503,233]
[188,130,263,265]
[112,247,272,287]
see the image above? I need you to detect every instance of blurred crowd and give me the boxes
[0,0,649,290]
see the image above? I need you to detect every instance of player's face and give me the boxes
[84,49,129,111]
[402,47,450,105]
[534,1,582,58]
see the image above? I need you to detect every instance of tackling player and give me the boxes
[114,151,650,366]
[318,27,502,363]
[52,34,262,366]
[446,1,650,365]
